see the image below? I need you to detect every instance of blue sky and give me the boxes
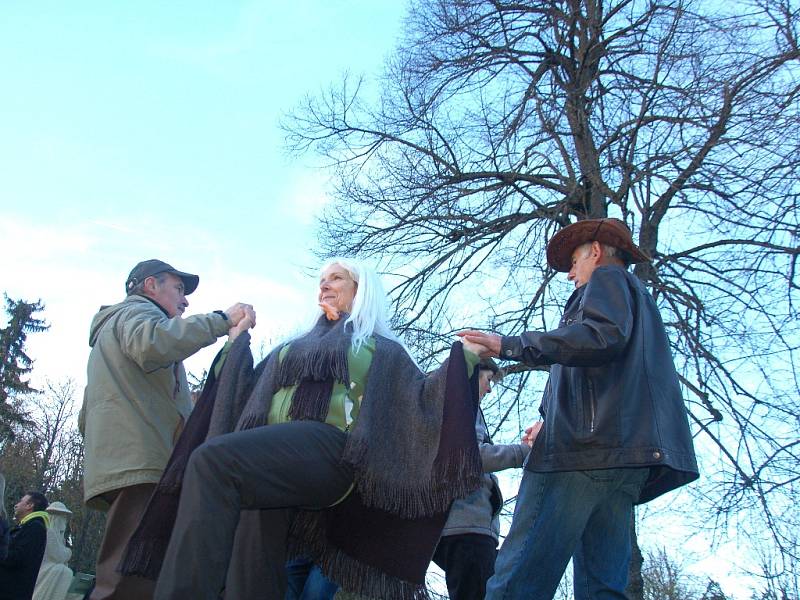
[1,0,406,384]
[0,3,763,596]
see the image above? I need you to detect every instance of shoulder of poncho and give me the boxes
[250,342,288,378]
[370,335,422,386]
[373,335,414,362]
[253,344,281,368]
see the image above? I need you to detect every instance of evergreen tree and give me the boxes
[0,294,48,439]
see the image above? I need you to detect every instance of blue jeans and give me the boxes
[285,558,338,600]
[485,467,649,600]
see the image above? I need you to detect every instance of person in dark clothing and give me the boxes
[0,516,8,563]
[0,491,49,600]
[461,218,699,600]
[0,475,10,562]
[432,358,529,600]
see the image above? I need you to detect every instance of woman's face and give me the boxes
[319,264,358,313]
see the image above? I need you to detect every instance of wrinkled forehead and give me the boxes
[156,272,186,293]
[570,242,594,262]
[320,263,356,281]
[161,272,184,284]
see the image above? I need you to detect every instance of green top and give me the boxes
[216,337,481,432]
[268,338,375,430]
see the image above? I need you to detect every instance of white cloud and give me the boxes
[1,213,320,392]
[276,169,333,225]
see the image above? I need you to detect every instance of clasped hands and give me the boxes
[226,303,257,340]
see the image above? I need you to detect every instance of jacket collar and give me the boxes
[20,510,49,527]
[130,294,171,318]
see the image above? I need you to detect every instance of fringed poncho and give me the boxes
[122,315,482,599]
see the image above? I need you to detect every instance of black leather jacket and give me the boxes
[501,266,699,504]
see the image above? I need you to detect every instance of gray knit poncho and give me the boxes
[122,316,482,599]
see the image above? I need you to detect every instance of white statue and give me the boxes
[32,501,73,600]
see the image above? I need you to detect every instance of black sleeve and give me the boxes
[0,517,9,561]
[500,267,635,367]
[0,520,45,568]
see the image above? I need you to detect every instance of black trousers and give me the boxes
[153,421,354,600]
[432,533,498,600]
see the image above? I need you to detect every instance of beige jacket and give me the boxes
[79,295,230,509]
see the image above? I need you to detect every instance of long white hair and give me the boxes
[304,257,407,354]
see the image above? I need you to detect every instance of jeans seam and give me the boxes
[500,472,546,600]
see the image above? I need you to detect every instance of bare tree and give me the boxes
[0,379,104,573]
[750,532,800,600]
[642,547,702,600]
[286,0,800,586]
[23,380,81,491]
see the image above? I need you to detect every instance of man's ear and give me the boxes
[591,241,604,262]
[142,276,158,295]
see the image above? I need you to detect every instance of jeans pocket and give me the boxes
[618,467,650,499]
[579,469,622,483]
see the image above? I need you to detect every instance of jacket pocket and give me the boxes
[572,370,597,441]
[586,377,596,434]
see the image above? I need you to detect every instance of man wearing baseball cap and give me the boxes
[80,259,255,600]
[460,218,698,599]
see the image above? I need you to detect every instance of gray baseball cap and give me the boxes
[125,259,199,295]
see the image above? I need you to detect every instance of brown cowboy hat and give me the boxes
[546,218,651,272]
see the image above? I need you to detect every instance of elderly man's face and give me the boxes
[148,273,189,318]
[13,494,34,521]
[568,242,601,288]
[319,264,358,314]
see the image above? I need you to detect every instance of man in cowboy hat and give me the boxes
[460,218,698,600]
[80,259,255,600]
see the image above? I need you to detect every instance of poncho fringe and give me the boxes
[288,511,431,600]
[343,440,483,518]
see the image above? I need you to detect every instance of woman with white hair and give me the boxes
[124,258,487,600]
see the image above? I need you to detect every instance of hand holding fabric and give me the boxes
[228,306,256,341]
[457,330,501,358]
[460,336,490,358]
[225,303,256,327]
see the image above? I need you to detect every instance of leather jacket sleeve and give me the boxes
[500,267,634,367]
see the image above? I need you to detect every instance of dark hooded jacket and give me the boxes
[500,265,699,503]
